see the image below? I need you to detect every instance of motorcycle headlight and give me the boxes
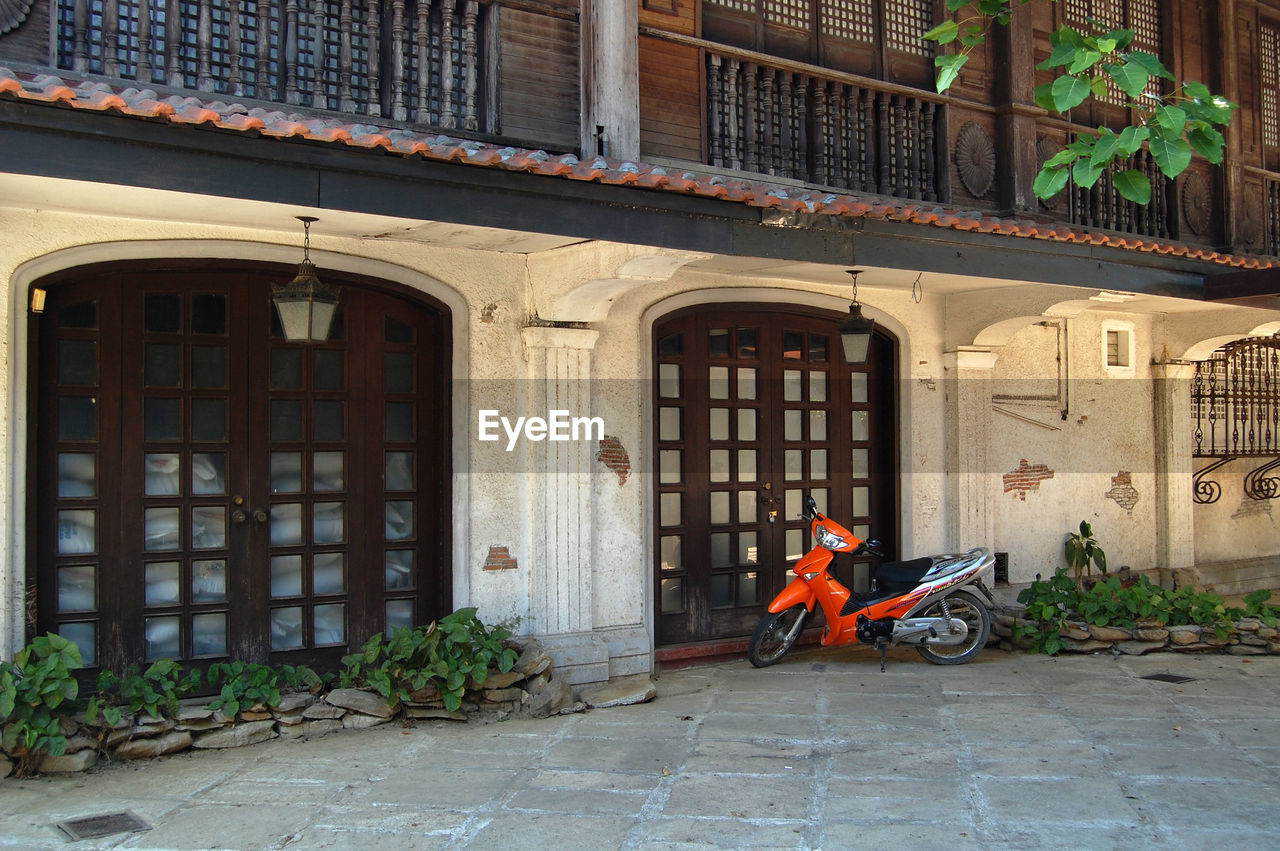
[815,524,846,550]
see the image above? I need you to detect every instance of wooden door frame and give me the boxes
[24,258,454,669]
[650,299,900,647]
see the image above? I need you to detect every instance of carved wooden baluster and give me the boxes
[103,0,119,77]
[893,95,907,197]
[708,54,724,167]
[138,0,154,83]
[876,92,890,195]
[166,0,182,87]
[725,58,741,170]
[760,66,775,175]
[812,79,828,186]
[463,0,480,130]
[256,0,272,99]
[390,0,407,120]
[794,75,809,181]
[229,0,244,95]
[197,0,213,91]
[72,0,89,72]
[861,87,874,192]
[367,0,382,117]
[908,98,922,199]
[285,0,301,103]
[312,0,327,108]
[830,84,845,189]
[340,0,355,112]
[441,0,457,128]
[743,63,759,174]
[415,0,431,122]
[779,73,795,179]
[923,101,937,201]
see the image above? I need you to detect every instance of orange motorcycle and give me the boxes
[748,495,996,670]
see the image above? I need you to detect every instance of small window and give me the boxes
[1102,321,1135,375]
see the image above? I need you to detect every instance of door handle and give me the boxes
[760,481,776,506]
[253,509,268,524]
[232,509,247,525]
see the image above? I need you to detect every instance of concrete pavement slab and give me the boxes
[2,647,1279,849]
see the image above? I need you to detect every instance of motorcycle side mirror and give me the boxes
[862,538,885,558]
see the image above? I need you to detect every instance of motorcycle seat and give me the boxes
[873,557,933,593]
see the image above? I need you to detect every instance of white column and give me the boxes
[581,0,640,160]
[1153,361,1197,573]
[943,348,998,551]
[520,326,599,635]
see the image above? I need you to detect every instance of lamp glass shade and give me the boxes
[839,305,875,364]
[272,260,340,342]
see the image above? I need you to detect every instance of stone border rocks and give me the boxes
[4,639,655,778]
[992,612,1280,656]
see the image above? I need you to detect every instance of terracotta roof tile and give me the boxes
[1,66,1275,272]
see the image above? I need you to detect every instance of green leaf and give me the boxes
[1038,40,1080,71]
[923,20,960,45]
[1069,49,1103,75]
[1093,550,1108,574]
[1187,126,1224,163]
[1033,166,1071,199]
[1090,128,1121,167]
[1148,129,1192,177]
[946,0,969,9]
[1073,158,1106,189]
[1051,74,1092,112]
[1080,521,1093,537]
[1034,82,1057,112]
[1154,105,1187,133]
[1124,50,1174,81]
[933,53,968,94]
[1112,169,1152,204]
[1116,125,1150,156]
[1104,61,1150,101]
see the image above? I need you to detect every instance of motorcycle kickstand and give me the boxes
[874,639,888,672]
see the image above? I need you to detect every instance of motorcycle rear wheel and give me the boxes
[747,605,809,667]
[914,590,991,665]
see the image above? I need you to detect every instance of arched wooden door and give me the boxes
[32,262,451,673]
[653,305,897,646]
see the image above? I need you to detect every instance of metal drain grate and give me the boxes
[1140,672,1196,684]
[56,811,151,841]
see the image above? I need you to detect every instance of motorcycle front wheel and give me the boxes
[914,589,991,665]
[747,604,809,667]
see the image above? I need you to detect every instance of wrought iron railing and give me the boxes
[1192,334,1280,503]
[54,0,490,129]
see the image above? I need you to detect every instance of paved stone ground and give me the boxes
[2,646,1279,849]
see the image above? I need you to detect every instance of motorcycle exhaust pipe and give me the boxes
[891,618,969,647]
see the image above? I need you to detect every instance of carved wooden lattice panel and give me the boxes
[883,0,931,57]
[1064,0,1161,106]
[819,0,874,42]
[1262,24,1279,149]
[763,0,810,31]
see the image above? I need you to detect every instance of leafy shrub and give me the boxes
[1064,520,1107,583]
[0,633,84,776]
[1242,589,1280,627]
[340,608,518,712]
[1014,568,1259,652]
[89,659,201,726]
[206,661,322,718]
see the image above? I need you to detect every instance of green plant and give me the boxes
[205,661,320,717]
[340,608,519,712]
[89,659,200,726]
[0,633,84,776]
[924,1,1236,204]
[1242,589,1280,628]
[1014,570,1079,654]
[1065,521,1107,584]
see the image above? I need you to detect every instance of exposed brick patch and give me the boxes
[1003,459,1054,501]
[483,546,519,571]
[480,302,498,324]
[1105,470,1140,512]
[597,435,630,486]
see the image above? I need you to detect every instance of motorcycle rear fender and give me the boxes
[767,577,817,614]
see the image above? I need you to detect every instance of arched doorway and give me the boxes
[31,261,452,672]
[653,304,897,646]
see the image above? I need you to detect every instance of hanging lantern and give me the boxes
[839,269,875,364]
[272,216,340,342]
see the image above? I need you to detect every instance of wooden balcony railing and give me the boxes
[54,0,490,130]
[1057,140,1173,240]
[706,46,940,201]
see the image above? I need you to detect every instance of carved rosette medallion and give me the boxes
[1036,137,1064,210]
[0,0,33,35]
[955,121,996,199]
[1181,171,1212,236]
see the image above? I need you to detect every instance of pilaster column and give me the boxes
[943,348,998,551]
[1153,361,1197,573]
[520,326,600,635]
[582,0,639,159]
